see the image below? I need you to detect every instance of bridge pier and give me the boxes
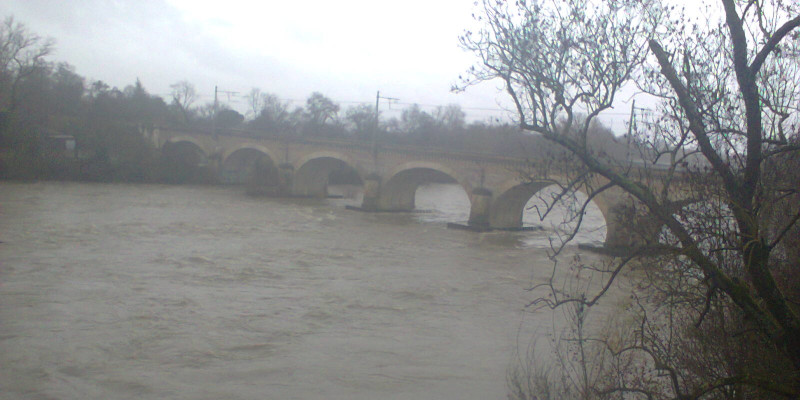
[244,157,284,196]
[360,174,381,211]
[278,163,294,196]
[207,153,221,182]
[602,201,663,250]
[468,188,492,228]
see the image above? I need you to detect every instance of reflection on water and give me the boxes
[0,182,607,400]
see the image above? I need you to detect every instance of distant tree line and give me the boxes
[0,15,624,183]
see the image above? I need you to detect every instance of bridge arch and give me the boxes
[162,137,209,165]
[221,144,281,168]
[490,179,557,229]
[221,144,280,186]
[160,137,210,183]
[490,177,609,243]
[163,136,208,156]
[629,196,721,251]
[379,162,472,211]
[293,151,363,197]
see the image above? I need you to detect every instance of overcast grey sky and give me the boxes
[1,1,512,121]
[2,0,640,130]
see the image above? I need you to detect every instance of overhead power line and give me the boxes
[159,86,653,124]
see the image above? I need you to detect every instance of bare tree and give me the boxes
[345,104,376,140]
[194,102,215,121]
[304,92,339,126]
[400,104,437,142]
[249,90,291,134]
[169,80,197,123]
[0,16,54,111]
[462,0,800,397]
[433,104,466,132]
[246,87,264,120]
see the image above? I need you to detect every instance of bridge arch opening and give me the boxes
[492,182,607,245]
[161,140,210,183]
[293,156,363,198]
[380,168,467,218]
[221,147,280,193]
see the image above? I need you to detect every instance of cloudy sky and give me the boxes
[1,1,517,121]
[2,0,638,130]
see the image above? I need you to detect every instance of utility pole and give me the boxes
[212,86,218,140]
[626,100,636,162]
[372,90,398,156]
[212,85,239,141]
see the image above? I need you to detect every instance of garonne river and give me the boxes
[0,182,607,399]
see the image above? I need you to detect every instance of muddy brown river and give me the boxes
[0,182,606,399]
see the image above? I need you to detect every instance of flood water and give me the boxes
[0,182,606,399]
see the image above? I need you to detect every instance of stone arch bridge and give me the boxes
[146,127,647,248]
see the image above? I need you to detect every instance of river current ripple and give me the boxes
[0,182,605,399]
